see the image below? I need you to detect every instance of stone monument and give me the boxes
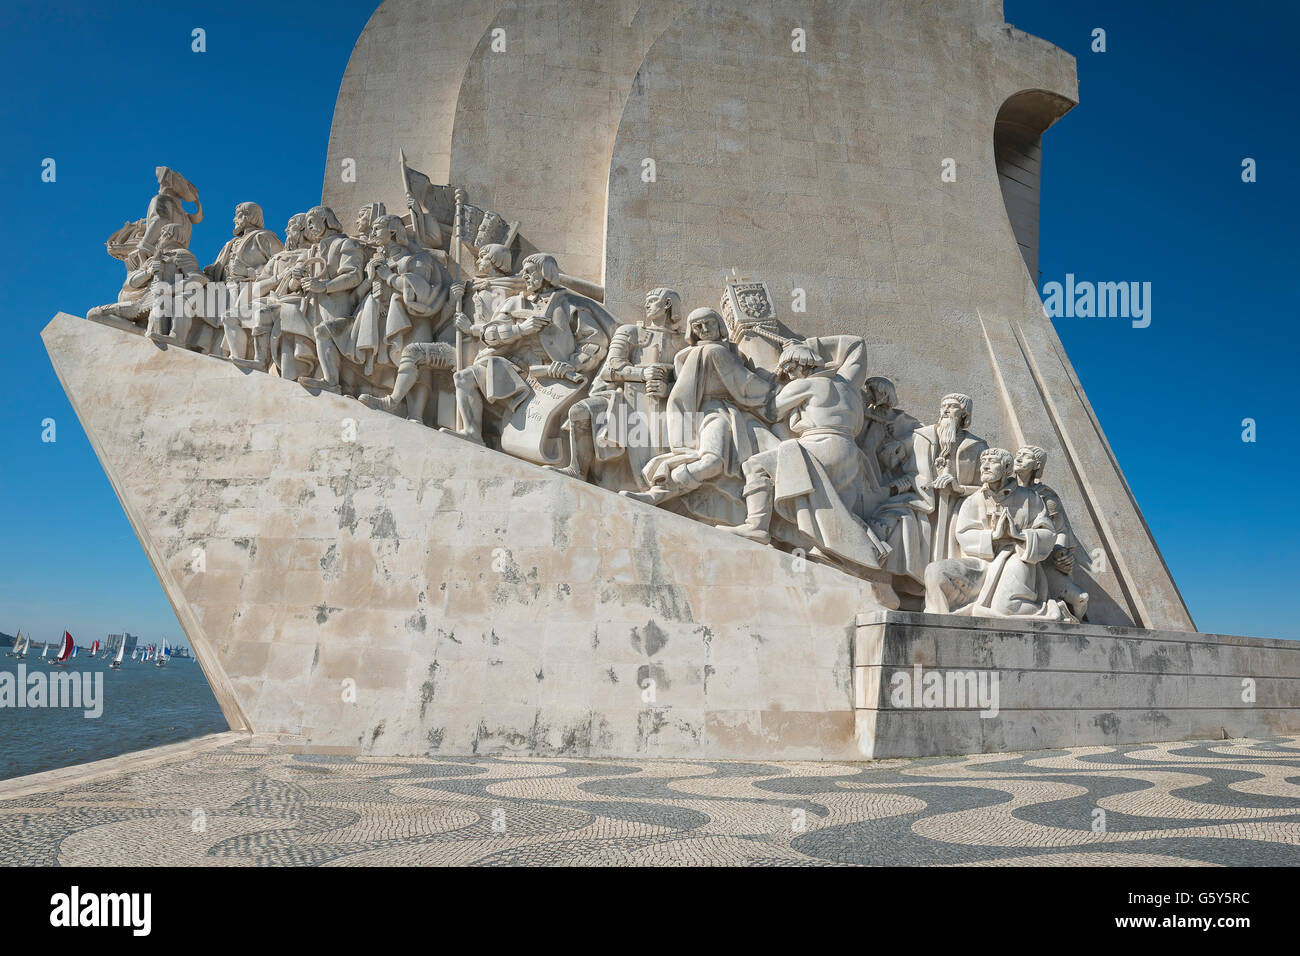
[45,0,1299,759]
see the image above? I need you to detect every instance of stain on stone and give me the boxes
[370,721,385,745]
[314,604,339,624]
[320,543,339,576]
[490,630,500,646]
[418,661,440,719]
[551,511,571,551]
[703,664,715,693]
[368,507,398,540]
[311,644,320,671]
[631,619,668,657]
[606,667,618,683]
[233,537,256,559]
[406,612,427,633]
[1094,712,1120,735]
[590,629,599,649]
[535,666,544,681]
[426,727,445,751]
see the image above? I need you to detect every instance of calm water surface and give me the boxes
[0,653,227,780]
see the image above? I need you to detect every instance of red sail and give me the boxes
[57,630,74,662]
[90,640,99,655]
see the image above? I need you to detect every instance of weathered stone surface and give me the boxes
[853,611,1300,758]
[323,0,1194,632]
[44,313,883,759]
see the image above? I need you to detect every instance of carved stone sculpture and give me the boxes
[923,447,1077,622]
[209,202,284,368]
[360,242,520,420]
[912,393,989,562]
[254,214,315,382]
[627,308,775,522]
[350,214,449,418]
[89,224,208,344]
[449,253,615,462]
[548,287,687,489]
[724,336,891,579]
[296,206,366,394]
[77,163,1116,621]
[1014,444,1090,620]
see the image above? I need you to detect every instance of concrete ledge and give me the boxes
[853,613,1300,758]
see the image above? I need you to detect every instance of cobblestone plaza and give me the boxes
[3,734,1297,866]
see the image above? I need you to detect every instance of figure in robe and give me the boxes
[1013,444,1090,620]
[627,308,776,526]
[130,166,204,266]
[448,253,615,458]
[868,437,932,593]
[360,242,522,419]
[924,447,1077,622]
[295,206,367,394]
[857,376,921,488]
[549,287,687,490]
[912,393,988,561]
[348,214,449,418]
[251,213,315,382]
[209,202,284,367]
[724,335,891,577]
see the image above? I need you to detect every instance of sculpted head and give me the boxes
[1014,445,1047,485]
[154,166,199,202]
[284,213,308,251]
[233,202,264,236]
[877,437,908,473]
[939,393,973,429]
[355,202,385,238]
[777,341,823,380]
[979,448,1014,486]
[521,253,560,293]
[685,308,725,344]
[369,214,408,248]
[865,376,897,409]
[645,288,682,327]
[476,243,512,277]
[303,206,342,243]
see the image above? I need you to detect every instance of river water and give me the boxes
[0,653,227,780]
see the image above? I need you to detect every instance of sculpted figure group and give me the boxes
[89,164,1090,622]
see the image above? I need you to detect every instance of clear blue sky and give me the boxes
[0,1,1295,644]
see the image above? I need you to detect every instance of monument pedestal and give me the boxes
[854,611,1300,758]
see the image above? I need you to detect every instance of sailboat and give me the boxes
[6,630,28,658]
[156,637,171,667]
[110,637,126,669]
[89,639,100,657]
[51,630,74,667]
[41,640,51,660]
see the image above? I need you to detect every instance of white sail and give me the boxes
[113,638,126,666]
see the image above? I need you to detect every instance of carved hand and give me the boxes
[454,313,473,334]
[301,277,326,294]
[547,361,576,380]
[519,314,550,335]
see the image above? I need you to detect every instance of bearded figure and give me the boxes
[210,202,285,367]
[912,392,988,561]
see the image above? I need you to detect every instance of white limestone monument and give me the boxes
[44,0,1299,759]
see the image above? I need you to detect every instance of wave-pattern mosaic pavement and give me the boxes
[3,736,1298,866]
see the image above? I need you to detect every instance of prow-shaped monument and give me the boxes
[45,0,1299,759]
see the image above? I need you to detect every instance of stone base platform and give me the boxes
[854,611,1300,758]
